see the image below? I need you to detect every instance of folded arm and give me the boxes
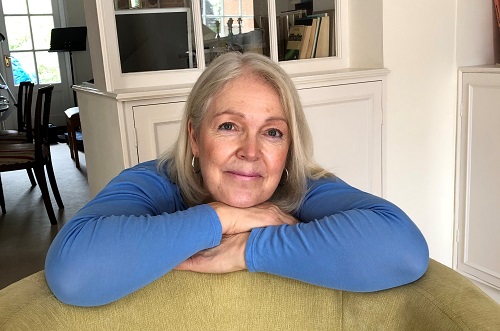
[245,177,429,291]
[45,163,222,307]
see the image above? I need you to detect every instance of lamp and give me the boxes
[49,27,87,106]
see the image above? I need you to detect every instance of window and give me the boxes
[201,0,255,37]
[2,0,61,85]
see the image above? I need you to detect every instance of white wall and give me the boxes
[383,0,497,266]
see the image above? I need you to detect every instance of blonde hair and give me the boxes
[158,52,330,213]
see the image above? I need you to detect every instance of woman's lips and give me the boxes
[226,170,262,180]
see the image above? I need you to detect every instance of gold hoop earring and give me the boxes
[191,156,200,173]
[280,168,289,185]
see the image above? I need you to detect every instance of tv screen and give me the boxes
[115,8,193,73]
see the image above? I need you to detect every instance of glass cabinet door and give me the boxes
[199,0,269,65]
[114,0,196,72]
[113,0,336,73]
[275,0,335,62]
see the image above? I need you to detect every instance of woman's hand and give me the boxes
[175,232,250,273]
[209,202,298,235]
[176,202,297,274]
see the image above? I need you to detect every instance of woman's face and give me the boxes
[189,74,290,208]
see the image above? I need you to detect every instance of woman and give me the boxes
[45,52,429,307]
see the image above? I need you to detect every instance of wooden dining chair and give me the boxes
[64,106,81,168]
[0,81,36,187]
[0,81,35,141]
[0,85,64,224]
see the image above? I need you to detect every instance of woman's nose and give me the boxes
[237,135,260,160]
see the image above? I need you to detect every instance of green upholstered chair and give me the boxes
[1,259,499,330]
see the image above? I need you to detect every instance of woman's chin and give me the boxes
[218,195,268,209]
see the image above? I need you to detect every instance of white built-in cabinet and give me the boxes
[75,70,385,197]
[455,65,500,302]
[77,0,386,198]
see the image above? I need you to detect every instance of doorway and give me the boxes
[0,0,72,128]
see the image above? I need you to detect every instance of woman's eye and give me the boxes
[218,122,234,131]
[267,128,283,138]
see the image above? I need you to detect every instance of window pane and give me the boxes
[36,51,61,84]
[1,0,28,14]
[5,17,33,51]
[222,0,240,16]
[10,52,37,85]
[27,0,52,14]
[31,16,54,50]
[202,0,268,66]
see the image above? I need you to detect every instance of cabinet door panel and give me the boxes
[457,72,500,289]
[299,81,383,196]
[133,102,184,162]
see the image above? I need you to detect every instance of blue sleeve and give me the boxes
[245,177,429,292]
[45,162,222,307]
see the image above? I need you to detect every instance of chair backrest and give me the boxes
[16,81,35,141]
[33,85,54,160]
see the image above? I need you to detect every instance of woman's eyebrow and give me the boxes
[213,110,288,124]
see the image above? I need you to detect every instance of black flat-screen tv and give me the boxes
[115,8,193,73]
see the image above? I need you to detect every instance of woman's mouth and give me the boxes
[226,170,262,180]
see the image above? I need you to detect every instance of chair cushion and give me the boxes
[0,132,28,144]
[0,130,20,136]
[0,143,35,165]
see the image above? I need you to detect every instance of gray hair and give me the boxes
[158,52,330,213]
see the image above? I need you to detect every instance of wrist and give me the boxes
[237,232,250,270]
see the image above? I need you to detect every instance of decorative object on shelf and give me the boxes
[237,17,243,35]
[145,0,160,8]
[129,0,142,9]
[115,0,129,10]
[227,18,234,37]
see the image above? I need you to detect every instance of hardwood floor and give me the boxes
[0,143,89,289]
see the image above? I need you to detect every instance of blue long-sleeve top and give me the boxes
[45,160,429,307]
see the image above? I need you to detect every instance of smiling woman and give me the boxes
[45,52,429,307]
[188,74,290,208]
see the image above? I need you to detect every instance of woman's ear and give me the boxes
[188,120,199,157]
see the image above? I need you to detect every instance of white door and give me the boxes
[0,0,72,128]
[456,71,500,291]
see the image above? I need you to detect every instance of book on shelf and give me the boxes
[313,9,335,57]
[314,16,329,58]
[284,25,305,60]
[294,17,316,59]
[294,13,330,59]
[299,25,312,59]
